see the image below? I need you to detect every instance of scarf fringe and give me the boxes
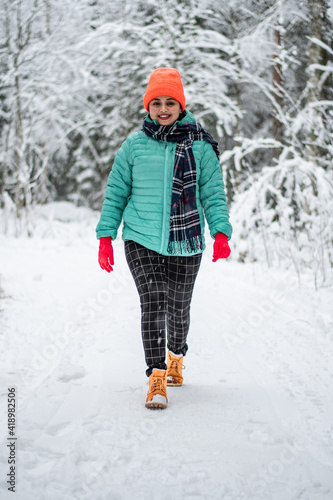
[167,235,203,255]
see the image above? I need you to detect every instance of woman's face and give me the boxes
[148,95,182,126]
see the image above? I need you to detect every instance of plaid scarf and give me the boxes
[142,117,220,254]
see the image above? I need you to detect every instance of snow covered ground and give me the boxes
[0,202,332,500]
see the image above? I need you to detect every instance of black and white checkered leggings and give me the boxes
[125,240,202,376]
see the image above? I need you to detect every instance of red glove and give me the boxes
[98,237,114,272]
[212,233,230,261]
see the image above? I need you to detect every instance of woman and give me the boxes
[96,68,232,409]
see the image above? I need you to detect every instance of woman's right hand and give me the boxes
[98,237,114,272]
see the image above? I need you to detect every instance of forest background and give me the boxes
[0,0,332,287]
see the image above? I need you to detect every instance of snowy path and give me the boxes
[0,204,333,500]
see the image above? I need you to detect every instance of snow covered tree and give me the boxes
[304,0,332,163]
[228,0,333,285]
[0,0,108,226]
[0,0,39,234]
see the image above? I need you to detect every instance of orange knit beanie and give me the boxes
[143,68,186,112]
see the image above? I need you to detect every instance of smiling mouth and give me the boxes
[158,115,171,120]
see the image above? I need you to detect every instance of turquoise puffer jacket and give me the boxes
[96,111,232,256]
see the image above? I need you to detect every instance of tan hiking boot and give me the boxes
[167,351,184,386]
[145,369,168,409]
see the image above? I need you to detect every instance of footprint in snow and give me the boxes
[57,366,86,383]
[46,421,78,437]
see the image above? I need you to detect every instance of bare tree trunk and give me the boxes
[39,145,49,204]
[40,0,52,204]
[226,6,243,206]
[13,53,24,222]
[5,0,39,235]
[306,0,327,162]
[272,20,284,159]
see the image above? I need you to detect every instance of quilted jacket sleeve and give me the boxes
[199,142,232,240]
[96,137,133,240]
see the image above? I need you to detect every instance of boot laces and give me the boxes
[170,359,180,373]
[151,376,165,393]
[169,358,185,374]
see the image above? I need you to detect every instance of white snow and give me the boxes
[0,202,332,500]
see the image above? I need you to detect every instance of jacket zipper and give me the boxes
[160,143,169,254]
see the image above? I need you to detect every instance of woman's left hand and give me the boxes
[212,233,231,261]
